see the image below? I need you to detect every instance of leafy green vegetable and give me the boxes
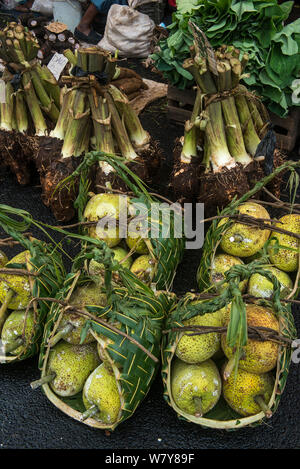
[151,0,300,116]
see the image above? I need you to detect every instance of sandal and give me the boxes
[74,28,102,45]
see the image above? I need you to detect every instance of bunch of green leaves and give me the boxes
[152,0,300,116]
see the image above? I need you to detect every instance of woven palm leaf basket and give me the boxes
[32,154,184,430]
[57,151,185,291]
[36,240,176,430]
[162,160,300,430]
[0,205,65,364]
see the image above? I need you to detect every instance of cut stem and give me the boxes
[255,395,272,418]
[48,323,75,347]
[30,372,56,390]
[81,404,99,421]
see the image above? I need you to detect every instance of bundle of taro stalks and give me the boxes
[0,22,61,184]
[171,25,284,211]
[34,47,162,222]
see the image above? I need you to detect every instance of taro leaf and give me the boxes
[176,0,200,14]
[173,61,194,81]
[230,1,257,19]
[273,19,300,56]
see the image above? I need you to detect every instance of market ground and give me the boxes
[0,59,299,450]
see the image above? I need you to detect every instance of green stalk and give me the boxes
[88,50,104,73]
[180,88,202,163]
[107,85,150,148]
[218,61,252,165]
[0,82,14,131]
[88,93,115,153]
[30,68,59,123]
[63,49,77,66]
[61,90,90,158]
[77,49,88,71]
[104,91,138,161]
[198,60,235,172]
[74,117,91,157]
[50,88,75,140]
[105,57,117,83]
[35,63,61,110]
[235,86,261,157]
[22,71,47,136]
[15,90,28,134]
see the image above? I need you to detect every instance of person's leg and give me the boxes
[76,2,99,36]
[15,0,34,12]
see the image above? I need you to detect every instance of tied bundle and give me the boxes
[34,47,162,222]
[0,22,61,185]
[171,26,284,210]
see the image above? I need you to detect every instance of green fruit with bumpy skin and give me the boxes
[1,309,35,355]
[0,250,32,310]
[268,214,300,272]
[221,304,279,376]
[82,362,121,424]
[248,266,293,299]
[0,250,8,267]
[130,254,155,283]
[219,202,271,257]
[209,253,248,293]
[222,367,274,417]
[89,247,133,276]
[175,304,223,363]
[56,283,107,345]
[84,193,129,248]
[171,358,221,417]
[47,342,100,397]
[126,233,149,255]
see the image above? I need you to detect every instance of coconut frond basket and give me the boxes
[37,240,176,430]
[0,205,65,364]
[162,160,300,430]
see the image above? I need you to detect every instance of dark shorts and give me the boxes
[91,0,128,15]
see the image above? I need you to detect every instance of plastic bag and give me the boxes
[31,0,54,16]
[98,5,155,58]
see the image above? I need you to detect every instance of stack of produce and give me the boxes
[35,47,162,222]
[112,66,149,102]
[0,22,61,184]
[163,163,299,429]
[31,237,176,430]
[18,15,80,65]
[152,0,300,117]
[171,35,283,209]
[0,205,65,364]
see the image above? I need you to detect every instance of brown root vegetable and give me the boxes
[34,136,79,221]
